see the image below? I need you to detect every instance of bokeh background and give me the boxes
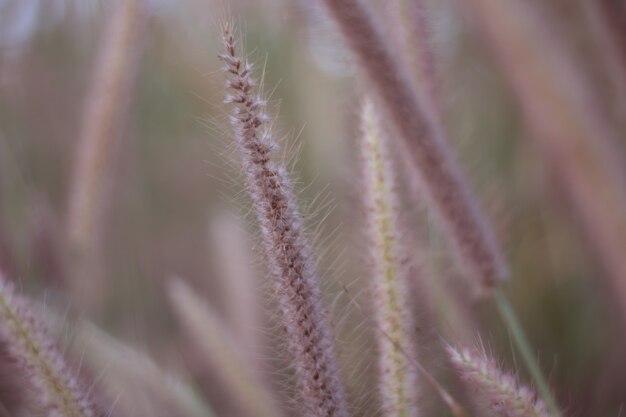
[0,0,624,416]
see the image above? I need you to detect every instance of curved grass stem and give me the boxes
[494,288,561,417]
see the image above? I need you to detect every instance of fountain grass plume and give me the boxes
[219,21,350,417]
[447,345,552,417]
[360,99,419,417]
[320,0,508,289]
[0,271,96,417]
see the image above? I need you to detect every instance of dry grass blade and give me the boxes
[580,0,626,115]
[209,212,260,350]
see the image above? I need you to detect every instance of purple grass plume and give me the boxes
[218,21,350,417]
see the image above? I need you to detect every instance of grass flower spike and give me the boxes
[219,22,350,417]
[361,99,418,417]
[0,271,96,417]
[447,345,552,417]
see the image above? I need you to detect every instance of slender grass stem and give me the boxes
[494,288,561,417]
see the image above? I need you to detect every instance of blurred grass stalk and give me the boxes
[385,0,441,125]
[66,0,147,313]
[46,309,214,417]
[209,212,260,352]
[361,99,419,417]
[448,344,554,417]
[386,0,483,346]
[168,278,282,417]
[463,0,626,321]
[580,0,626,116]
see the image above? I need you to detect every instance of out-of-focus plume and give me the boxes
[462,0,626,321]
[319,0,508,290]
[385,0,441,125]
[384,0,485,344]
[168,278,282,417]
[209,211,260,352]
[580,0,626,116]
[45,309,213,417]
[360,99,419,417]
[28,195,65,289]
[66,0,147,312]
